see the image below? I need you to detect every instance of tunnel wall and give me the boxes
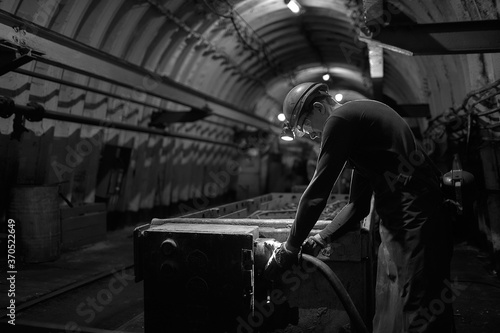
[0,61,238,217]
[0,0,499,252]
[0,1,265,225]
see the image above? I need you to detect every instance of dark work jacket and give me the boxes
[288,99,442,248]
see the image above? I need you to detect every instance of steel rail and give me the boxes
[5,101,238,148]
[0,264,134,317]
[14,68,173,111]
[14,69,243,131]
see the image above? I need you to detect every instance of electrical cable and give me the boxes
[204,0,285,79]
[228,2,283,76]
[301,254,369,333]
[203,0,232,19]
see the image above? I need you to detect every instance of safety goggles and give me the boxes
[293,113,317,139]
[293,112,309,137]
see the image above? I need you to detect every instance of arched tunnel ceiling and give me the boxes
[1,0,499,130]
[0,0,370,130]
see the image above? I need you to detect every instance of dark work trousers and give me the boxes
[372,166,455,333]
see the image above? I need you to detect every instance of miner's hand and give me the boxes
[301,234,327,256]
[263,242,299,282]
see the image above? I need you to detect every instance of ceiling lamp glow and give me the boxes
[322,73,330,81]
[285,0,301,14]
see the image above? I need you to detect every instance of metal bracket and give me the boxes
[0,39,41,76]
[0,24,45,75]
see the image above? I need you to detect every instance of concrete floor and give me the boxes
[1,225,500,332]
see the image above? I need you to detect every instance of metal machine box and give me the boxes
[135,192,376,331]
[137,223,259,332]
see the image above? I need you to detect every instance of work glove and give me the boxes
[263,242,299,282]
[301,234,327,256]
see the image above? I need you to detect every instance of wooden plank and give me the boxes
[60,203,106,219]
[61,212,106,232]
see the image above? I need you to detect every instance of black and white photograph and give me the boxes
[0,1,499,332]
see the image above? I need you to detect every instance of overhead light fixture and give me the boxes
[322,73,330,81]
[334,93,343,102]
[277,113,286,122]
[285,0,302,14]
[280,122,294,141]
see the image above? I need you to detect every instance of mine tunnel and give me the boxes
[0,0,500,332]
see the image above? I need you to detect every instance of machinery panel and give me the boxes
[141,223,258,332]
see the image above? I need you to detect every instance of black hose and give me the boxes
[301,254,369,333]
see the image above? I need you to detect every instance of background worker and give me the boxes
[264,82,455,333]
